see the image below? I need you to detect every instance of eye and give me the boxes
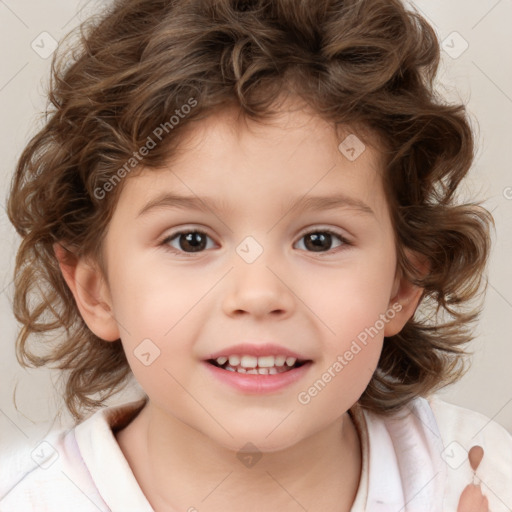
[160,227,351,256]
[162,229,216,255]
[294,229,351,253]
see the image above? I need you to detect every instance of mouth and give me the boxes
[203,343,313,393]
[206,354,310,374]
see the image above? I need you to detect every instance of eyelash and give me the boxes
[160,227,352,257]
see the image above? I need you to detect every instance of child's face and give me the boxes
[89,103,415,450]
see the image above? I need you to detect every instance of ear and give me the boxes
[384,249,429,337]
[53,243,120,341]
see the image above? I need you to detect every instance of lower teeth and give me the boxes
[223,365,291,374]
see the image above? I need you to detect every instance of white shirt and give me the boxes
[1,395,511,511]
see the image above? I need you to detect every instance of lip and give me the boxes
[205,343,308,360]
[203,359,313,394]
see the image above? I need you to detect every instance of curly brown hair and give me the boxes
[7,0,493,421]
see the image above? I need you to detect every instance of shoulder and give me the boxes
[0,425,109,511]
[428,394,512,449]
[427,395,512,510]
[408,395,512,511]
[0,399,149,512]
[358,395,512,511]
[427,394,512,472]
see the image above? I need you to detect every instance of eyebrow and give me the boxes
[137,192,375,218]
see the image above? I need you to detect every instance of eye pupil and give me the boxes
[181,232,206,252]
[305,232,332,252]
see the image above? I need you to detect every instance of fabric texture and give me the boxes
[1,395,511,512]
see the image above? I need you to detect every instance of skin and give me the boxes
[457,484,489,512]
[56,100,426,512]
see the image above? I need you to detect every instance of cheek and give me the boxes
[106,256,214,384]
[107,255,214,341]
[306,258,396,337]
[297,291,386,419]
[303,257,395,400]
[296,345,381,423]
[109,262,204,406]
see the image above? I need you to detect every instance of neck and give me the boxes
[116,401,362,512]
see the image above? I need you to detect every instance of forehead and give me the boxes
[176,101,383,169]
[116,101,390,221]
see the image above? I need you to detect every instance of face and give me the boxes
[96,103,405,451]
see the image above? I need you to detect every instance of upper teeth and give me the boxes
[217,355,297,368]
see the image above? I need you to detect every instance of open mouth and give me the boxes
[207,355,310,375]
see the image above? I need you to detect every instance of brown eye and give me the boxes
[295,230,349,253]
[164,230,214,254]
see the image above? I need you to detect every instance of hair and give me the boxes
[7,0,493,421]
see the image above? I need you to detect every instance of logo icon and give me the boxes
[31,32,58,59]
[31,441,59,469]
[338,134,366,161]
[134,338,161,366]
[236,236,264,264]
[442,32,469,59]
[441,440,467,469]
[237,442,262,468]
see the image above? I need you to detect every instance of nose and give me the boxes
[222,252,295,320]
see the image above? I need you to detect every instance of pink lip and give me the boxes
[203,360,313,394]
[205,343,308,360]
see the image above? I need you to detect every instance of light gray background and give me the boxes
[1,0,511,452]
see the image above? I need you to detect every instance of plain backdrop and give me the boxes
[1,0,511,452]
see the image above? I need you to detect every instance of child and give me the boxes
[1,0,511,510]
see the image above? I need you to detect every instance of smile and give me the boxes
[208,355,307,374]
